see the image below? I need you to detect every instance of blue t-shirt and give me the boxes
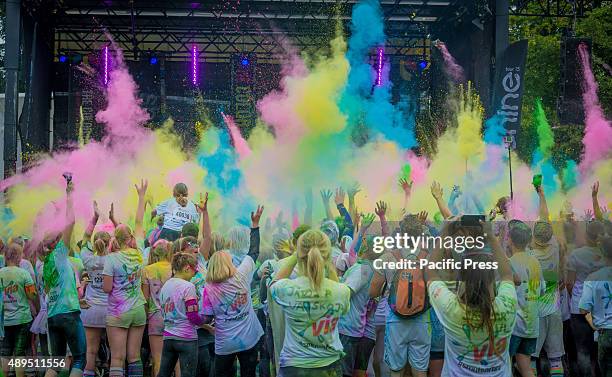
[156,198,200,232]
[44,241,80,318]
[579,266,612,330]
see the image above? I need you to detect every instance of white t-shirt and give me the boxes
[566,246,605,314]
[338,260,374,338]
[160,277,198,340]
[428,281,517,377]
[156,198,200,232]
[202,256,263,355]
[80,243,109,307]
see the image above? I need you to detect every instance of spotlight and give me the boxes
[149,56,158,65]
[418,60,428,70]
[241,57,249,66]
[59,54,67,63]
[191,44,198,86]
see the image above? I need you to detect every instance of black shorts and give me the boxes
[509,335,537,357]
[158,228,181,242]
[279,360,342,377]
[1,322,32,357]
[340,335,375,376]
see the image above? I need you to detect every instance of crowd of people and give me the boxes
[0,176,610,377]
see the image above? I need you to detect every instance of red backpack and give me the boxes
[388,250,430,318]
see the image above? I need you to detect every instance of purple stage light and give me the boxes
[376,47,384,86]
[103,45,109,86]
[192,44,198,86]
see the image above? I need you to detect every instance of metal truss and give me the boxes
[22,0,452,63]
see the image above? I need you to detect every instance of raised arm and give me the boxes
[63,181,75,247]
[248,205,264,262]
[303,188,313,227]
[321,189,334,221]
[196,193,211,260]
[335,188,354,237]
[399,178,412,214]
[448,185,461,215]
[109,203,119,228]
[347,183,361,221]
[484,220,513,282]
[537,186,550,221]
[592,181,604,220]
[431,181,452,219]
[347,213,375,266]
[83,201,101,244]
[134,179,148,240]
[375,201,389,237]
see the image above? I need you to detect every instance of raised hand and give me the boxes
[251,205,265,228]
[416,210,429,225]
[334,187,346,206]
[582,209,594,221]
[361,213,376,230]
[135,179,148,197]
[347,183,361,198]
[109,203,116,222]
[375,201,388,218]
[320,189,333,203]
[399,178,413,195]
[196,192,209,213]
[431,181,443,200]
[592,181,599,198]
[93,201,100,219]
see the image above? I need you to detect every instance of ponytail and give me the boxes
[296,229,332,292]
[306,246,324,291]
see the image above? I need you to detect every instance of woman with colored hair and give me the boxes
[201,205,264,377]
[270,229,350,377]
[142,238,173,377]
[79,201,112,377]
[157,252,205,377]
[427,219,517,377]
[102,180,148,377]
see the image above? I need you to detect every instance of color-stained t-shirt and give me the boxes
[44,241,80,318]
[579,266,612,330]
[102,248,145,317]
[529,243,561,316]
[510,252,545,338]
[338,260,374,338]
[80,243,109,306]
[428,280,517,377]
[143,261,172,316]
[34,259,46,310]
[363,298,378,341]
[202,256,263,355]
[0,256,36,284]
[0,266,35,326]
[270,276,350,368]
[159,277,198,340]
[566,245,604,314]
[156,198,200,232]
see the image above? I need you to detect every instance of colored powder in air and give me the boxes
[435,41,465,83]
[400,164,411,181]
[562,160,579,191]
[456,83,484,161]
[533,98,554,159]
[577,43,612,174]
[222,113,252,159]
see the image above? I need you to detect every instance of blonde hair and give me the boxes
[296,229,331,291]
[114,224,134,248]
[171,252,197,274]
[93,231,111,256]
[206,251,237,283]
[210,232,226,256]
[5,243,23,265]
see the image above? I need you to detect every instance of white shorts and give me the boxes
[533,311,565,358]
[384,310,431,372]
[81,304,108,328]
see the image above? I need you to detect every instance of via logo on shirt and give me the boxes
[312,316,339,337]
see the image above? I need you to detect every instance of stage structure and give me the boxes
[2,0,602,177]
